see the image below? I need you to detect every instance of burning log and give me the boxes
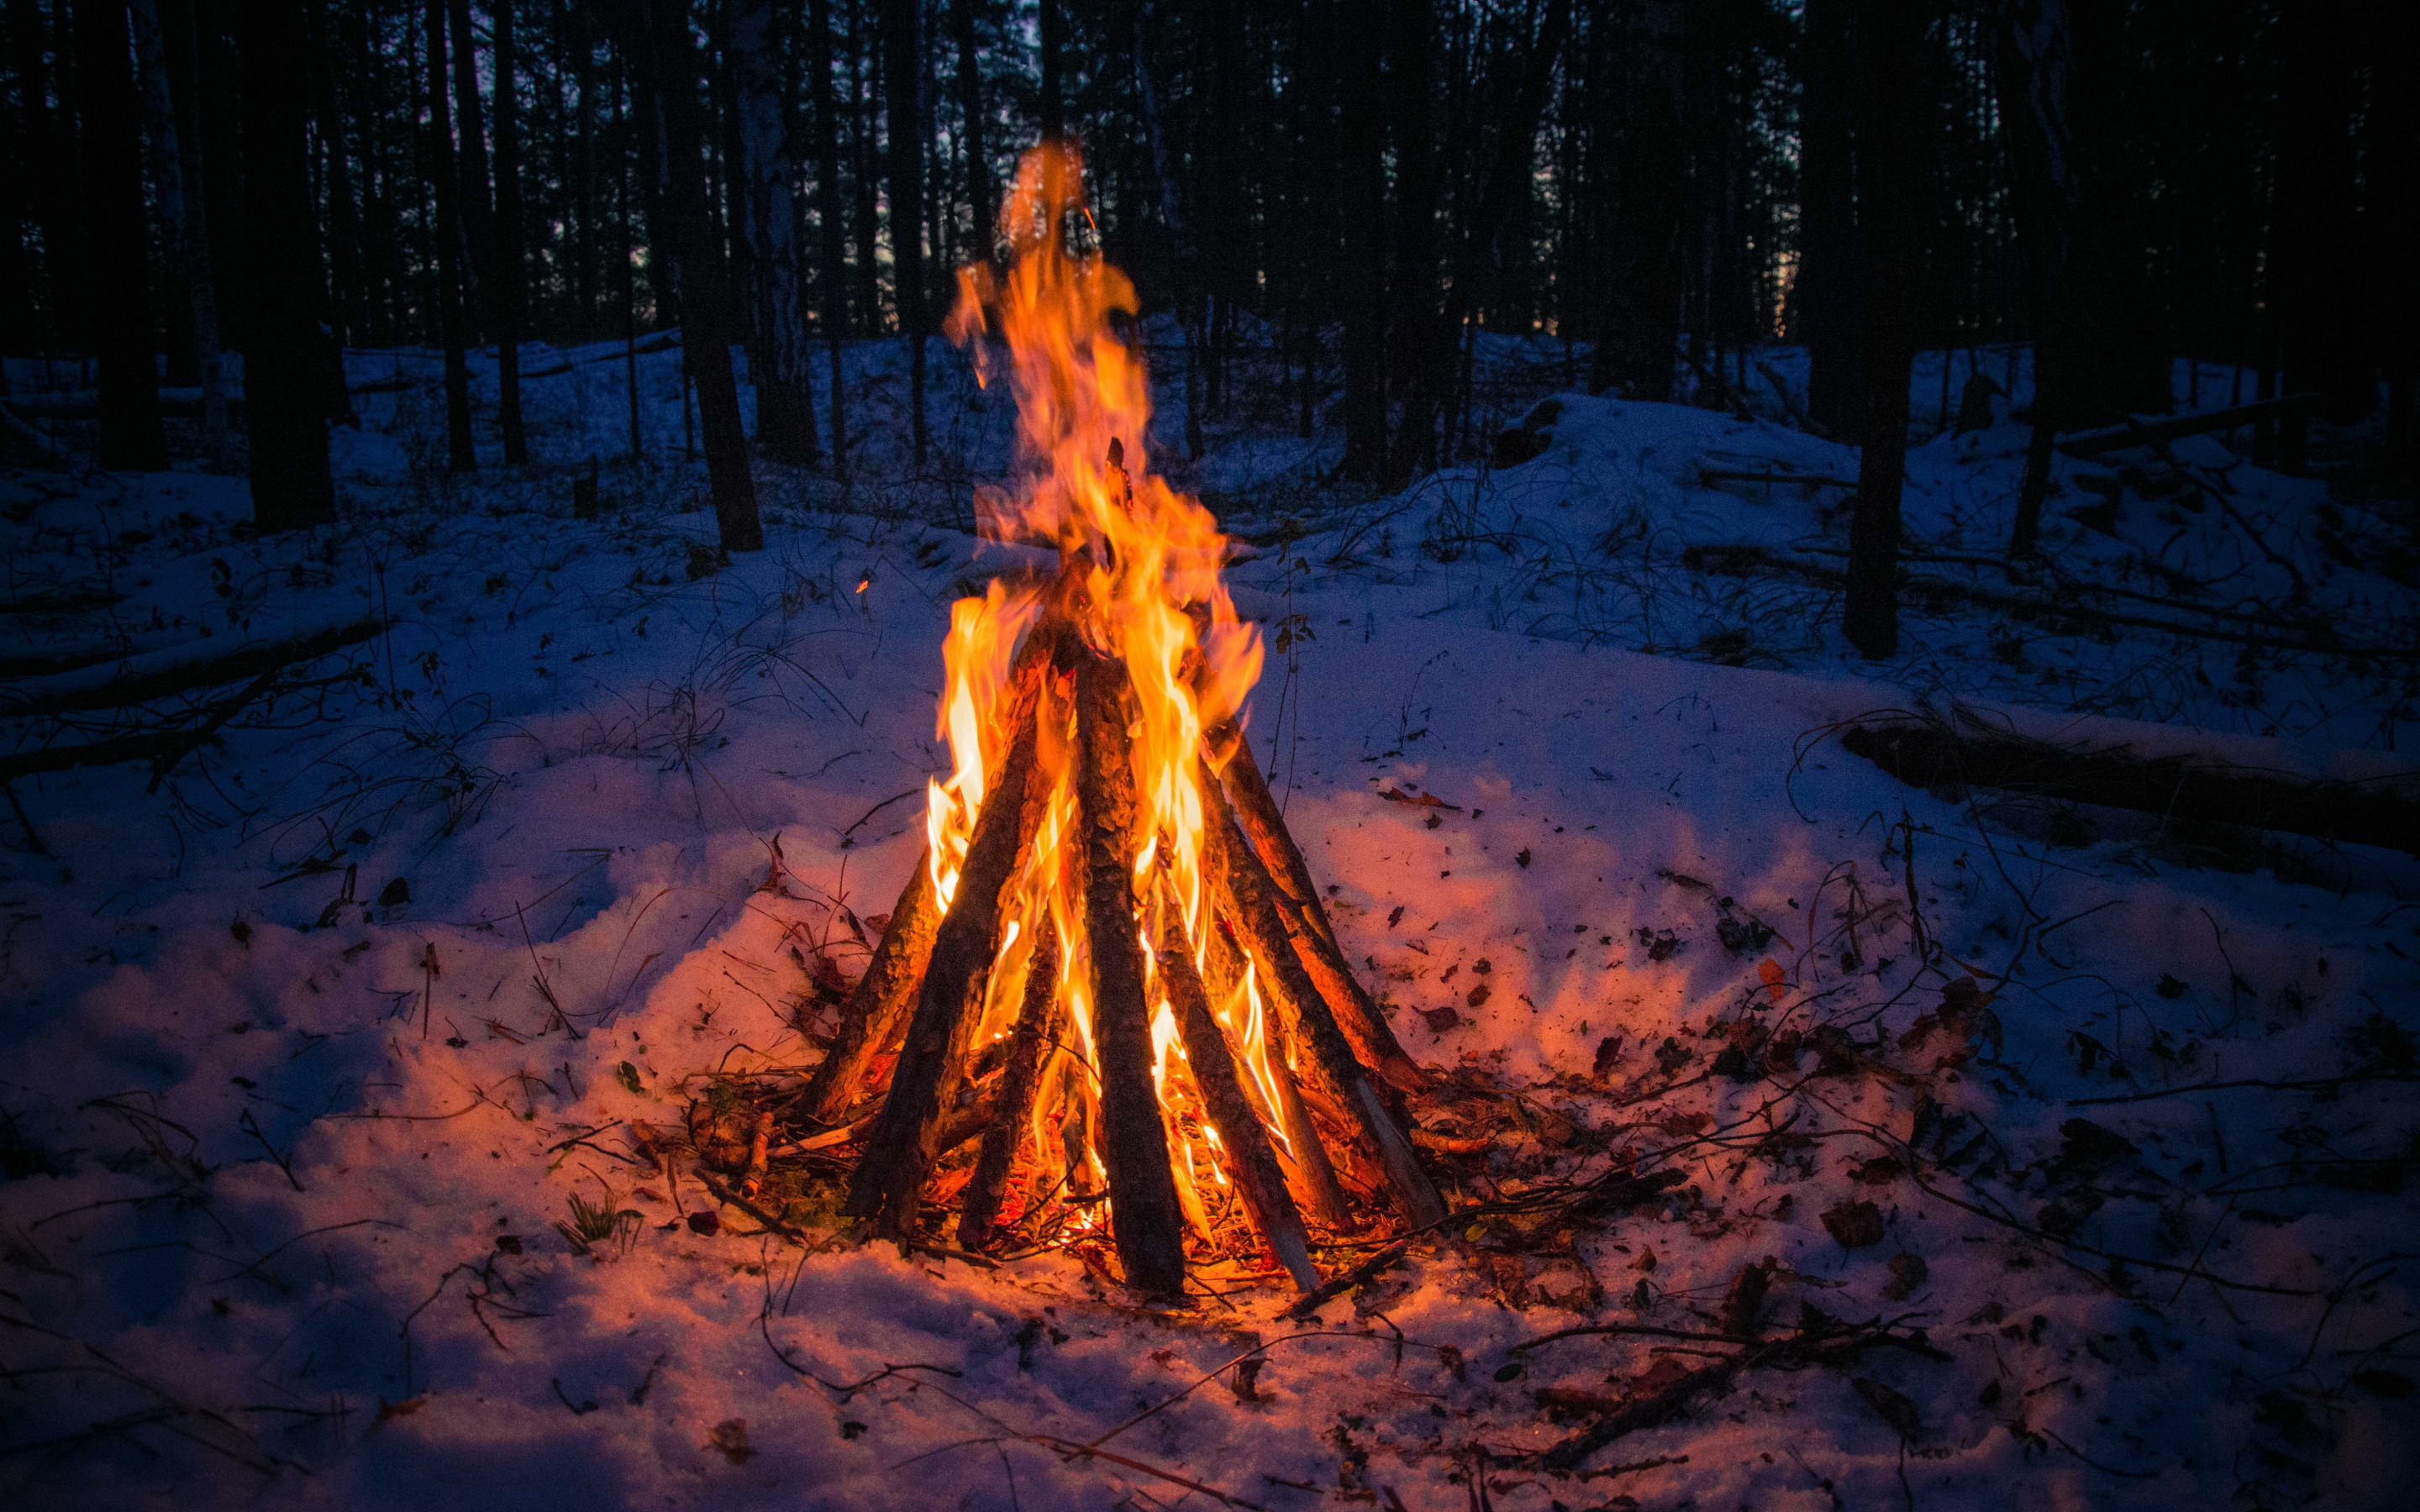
[1207,717,1423,1094]
[794,143,1449,1299]
[1202,908,1354,1229]
[956,927,1064,1245]
[844,638,1055,1239]
[1155,893,1319,1291]
[1199,771,1448,1231]
[1075,651,1190,1295]
[794,856,939,1124]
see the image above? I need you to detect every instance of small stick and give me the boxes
[1281,1238,1408,1320]
[1076,652,1188,1297]
[1157,889,1320,1292]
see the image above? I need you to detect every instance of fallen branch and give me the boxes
[2068,1072,2418,1107]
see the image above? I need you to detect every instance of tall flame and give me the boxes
[917,144,1295,1261]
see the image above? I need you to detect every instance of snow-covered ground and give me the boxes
[3,333,2416,1509]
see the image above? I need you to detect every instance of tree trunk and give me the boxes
[235,0,337,529]
[616,48,643,459]
[306,1,365,354]
[2370,3,2417,494]
[1336,8,1386,482]
[1591,0,1684,403]
[952,0,993,259]
[1796,0,1859,434]
[425,0,477,470]
[131,0,234,472]
[2269,3,2371,466]
[1842,0,1918,660]
[850,0,881,336]
[623,0,763,552]
[1132,3,1205,462]
[1993,0,2170,449]
[881,0,928,464]
[809,0,850,480]
[1038,0,1063,140]
[17,0,90,362]
[74,0,170,471]
[1383,0,1439,487]
[494,0,529,462]
[445,0,497,341]
[732,0,819,464]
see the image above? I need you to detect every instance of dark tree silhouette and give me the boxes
[236,0,337,529]
[74,0,169,471]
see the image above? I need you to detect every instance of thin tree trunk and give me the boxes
[2370,4,2417,494]
[17,0,90,363]
[1132,4,1205,461]
[307,1,366,354]
[75,0,170,471]
[881,0,928,464]
[1591,0,1685,404]
[495,0,528,462]
[1038,0,1063,140]
[850,0,881,337]
[732,0,819,464]
[1994,0,2171,454]
[617,48,642,459]
[236,0,338,528]
[809,0,850,481]
[426,0,476,470]
[1337,8,1386,481]
[2270,3,2370,468]
[133,0,234,472]
[446,0,497,342]
[1384,0,1439,487]
[1842,0,1918,659]
[623,0,762,552]
[952,0,993,259]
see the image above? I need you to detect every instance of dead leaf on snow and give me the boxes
[1821,1200,1886,1250]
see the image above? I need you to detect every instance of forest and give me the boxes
[2,3,2417,1509]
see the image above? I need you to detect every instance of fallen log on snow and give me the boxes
[1839,712,2420,858]
[2055,393,2318,458]
[2,615,381,717]
[1682,543,2418,659]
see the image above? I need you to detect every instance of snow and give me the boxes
[3,332,2416,1509]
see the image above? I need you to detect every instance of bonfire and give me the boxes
[792,145,1444,1297]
